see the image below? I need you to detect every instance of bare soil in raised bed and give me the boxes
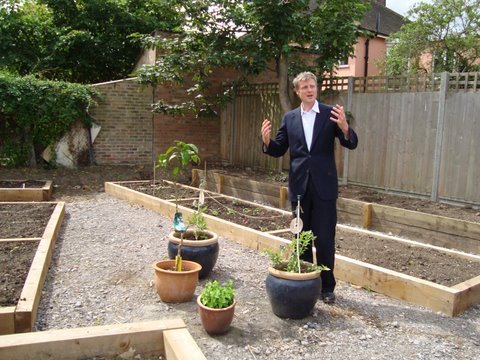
[0,165,479,308]
[0,203,55,307]
[0,241,39,306]
[276,229,479,287]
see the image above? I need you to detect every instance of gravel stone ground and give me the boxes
[36,193,480,360]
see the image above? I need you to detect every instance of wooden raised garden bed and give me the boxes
[105,180,480,316]
[0,201,64,335]
[193,169,480,255]
[0,180,53,201]
[0,319,206,360]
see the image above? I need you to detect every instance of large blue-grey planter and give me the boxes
[167,230,219,279]
[265,265,321,319]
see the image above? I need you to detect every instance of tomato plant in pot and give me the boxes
[152,140,203,303]
[265,230,329,319]
[197,280,236,335]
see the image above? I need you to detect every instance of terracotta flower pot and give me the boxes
[168,230,219,279]
[265,265,321,319]
[152,259,202,303]
[197,295,236,335]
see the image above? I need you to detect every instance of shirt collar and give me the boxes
[301,100,319,116]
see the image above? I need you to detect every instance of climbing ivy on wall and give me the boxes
[0,72,99,167]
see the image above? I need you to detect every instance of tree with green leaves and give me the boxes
[136,0,369,115]
[384,0,480,75]
[0,0,182,83]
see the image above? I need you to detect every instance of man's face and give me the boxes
[295,78,317,106]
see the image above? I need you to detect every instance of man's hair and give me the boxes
[292,72,317,89]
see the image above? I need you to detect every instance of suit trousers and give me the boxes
[292,178,337,293]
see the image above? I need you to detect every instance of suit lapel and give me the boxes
[311,110,327,149]
[292,107,309,150]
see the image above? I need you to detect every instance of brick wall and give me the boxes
[90,78,154,165]
[89,67,279,166]
[152,82,222,164]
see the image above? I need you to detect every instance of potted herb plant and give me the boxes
[197,280,236,335]
[152,140,203,303]
[167,201,220,279]
[265,230,329,319]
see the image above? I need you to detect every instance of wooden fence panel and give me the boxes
[347,93,390,187]
[225,87,286,172]
[439,92,480,203]
[348,92,439,196]
[221,73,480,205]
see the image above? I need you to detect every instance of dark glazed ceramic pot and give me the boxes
[168,230,219,279]
[265,266,321,319]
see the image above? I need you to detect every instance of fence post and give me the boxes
[342,77,354,185]
[431,72,448,201]
[279,186,288,209]
[229,92,237,164]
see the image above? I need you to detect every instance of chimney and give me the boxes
[376,0,386,6]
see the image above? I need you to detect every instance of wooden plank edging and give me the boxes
[0,181,53,201]
[0,202,65,334]
[164,328,207,360]
[193,170,480,254]
[105,181,480,316]
[334,254,458,316]
[105,181,290,252]
[0,307,16,335]
[0,319,206,360]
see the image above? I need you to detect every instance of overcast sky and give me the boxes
[385,0,432,16]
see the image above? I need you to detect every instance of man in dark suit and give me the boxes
[261,71,358,304]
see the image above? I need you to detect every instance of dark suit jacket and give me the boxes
[263,102,358,201]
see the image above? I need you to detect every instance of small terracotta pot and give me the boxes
[197,295,236,335]
[152,259,202,303]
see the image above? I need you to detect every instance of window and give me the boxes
[339,55,350,67]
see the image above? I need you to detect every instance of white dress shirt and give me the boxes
[301,100,319,151]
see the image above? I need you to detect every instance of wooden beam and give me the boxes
[195,170,287,206]
[0,181,53,201]
[191,172,480,254]
[215,173,224,194]
[15,202,65,333]
[338,224,480,262]
[42,180,53,201]
[372,204,480,241]
[0,307,15,335]
[362,203,373,229]
[451,275,480,316]
[335,254,458,316]
[164,328,207,360]
[371,204,480,253]
[106,181,480,316]
[0,319,189,360]
[279,186,288,209]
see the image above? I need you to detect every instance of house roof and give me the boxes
[360,1,405,37]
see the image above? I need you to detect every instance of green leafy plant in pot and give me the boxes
[166,171,220,279]
[197,280,236,335]
[265,230,329,319]
[157,140,200,272]
[152,141,202,303]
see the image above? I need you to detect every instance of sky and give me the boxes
[385,0,433,16]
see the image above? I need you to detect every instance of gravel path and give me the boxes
[36,193,480,359]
